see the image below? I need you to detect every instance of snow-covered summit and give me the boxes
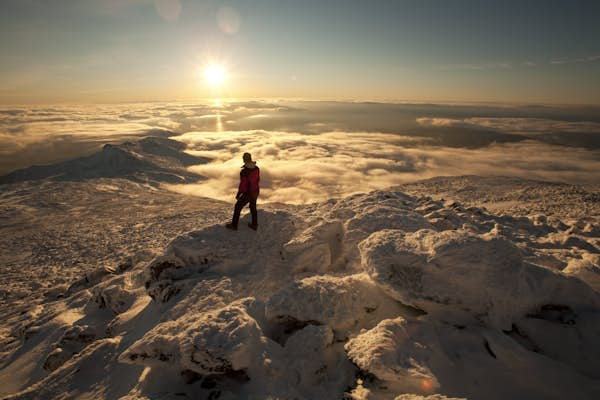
[0,137,209,185]
[1,185,599,399]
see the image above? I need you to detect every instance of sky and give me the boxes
[1,0,600,105]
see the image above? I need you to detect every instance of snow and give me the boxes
[1,136,600,399]
[346,315,600,400]
[360,228,600,330]
[119,298,266,375]
[0,137,208,185]
[265,274,408,336]
[399,175,600,219]
[564,254,600,291]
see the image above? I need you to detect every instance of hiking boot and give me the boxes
[248,223,258,231]
[226,223,238,231]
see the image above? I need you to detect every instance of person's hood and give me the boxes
[243,161,257,169]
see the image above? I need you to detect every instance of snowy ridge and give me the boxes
[1,188,599,399]
[0,137,209,185]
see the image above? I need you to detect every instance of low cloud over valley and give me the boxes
[2,100,599,203]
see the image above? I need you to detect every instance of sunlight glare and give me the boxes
[203,65,226,87]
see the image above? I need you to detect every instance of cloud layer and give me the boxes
[167,129,600,204]
[1,100,599,203]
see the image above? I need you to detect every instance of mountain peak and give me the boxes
[0,137,208,185]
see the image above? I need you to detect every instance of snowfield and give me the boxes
[1,137,600,399]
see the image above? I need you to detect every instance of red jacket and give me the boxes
[239,165,260,198]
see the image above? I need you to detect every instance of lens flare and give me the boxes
[421,378,434,392]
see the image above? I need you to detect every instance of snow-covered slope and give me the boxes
[400,175,600,219]
[0,137,209,185]
[0,178,231,326]
[1,182,599,399]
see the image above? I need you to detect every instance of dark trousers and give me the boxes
[231,193,257,227]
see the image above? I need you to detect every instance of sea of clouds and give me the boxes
[1,100,599,203]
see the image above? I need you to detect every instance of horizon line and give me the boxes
[2,96,600,109]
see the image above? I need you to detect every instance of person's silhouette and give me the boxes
[226,152,260,231]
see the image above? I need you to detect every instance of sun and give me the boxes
[203,64,226,86]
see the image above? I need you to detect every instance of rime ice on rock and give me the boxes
[92,275,140,314]
[359,228,600,330]
[265,274,405,335]
[119,299,266,376]
[346,317,440,391]
[283,219,345,273]
[44,325,97,371]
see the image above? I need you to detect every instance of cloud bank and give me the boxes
[1,100,599,203]
[167,129,600,204]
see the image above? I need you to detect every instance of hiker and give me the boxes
[226,152,260,231]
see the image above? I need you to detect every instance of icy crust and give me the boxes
[265,274,407,336]
[346,316,600,400]
[283,219,346,272]
[564,254,600,291]
[92,275,142,314]
[43,325,97,372]
[360,229,600,330]
[345,317,439,389]
[3,188,600,399]
[162,210,300,274]
[119,298,265,375]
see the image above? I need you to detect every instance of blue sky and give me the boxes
[1,0,599,104]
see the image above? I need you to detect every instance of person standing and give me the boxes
[226,152,260,231]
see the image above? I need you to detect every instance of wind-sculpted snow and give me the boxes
[265,274,408,336]
[564,254,600,291]
[119,298,266,375]
[346,315,600,400]
[2,186,600,399]
[360,229,600,330]
[346,317,440,391]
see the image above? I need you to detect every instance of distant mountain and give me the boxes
[0,137,209,185]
